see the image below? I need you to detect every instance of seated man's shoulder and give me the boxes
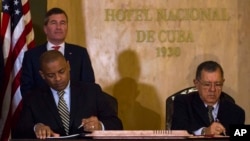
[222,98,245,113]
[72,81,100,88]
[22,87,47,103]
[102,91,117,101]
[72,81,108,96]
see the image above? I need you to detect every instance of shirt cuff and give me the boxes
[193,127,204,135]
[99,121,105,130]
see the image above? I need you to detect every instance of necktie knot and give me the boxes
[52,45,61,50]
[207,106,214,123]
[58,91,65,98]
[207,105,214,112]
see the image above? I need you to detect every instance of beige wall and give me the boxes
[48,0,86,47]
[48,0,250,130]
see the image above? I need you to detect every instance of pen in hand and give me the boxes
[215,118,226,136]
[78,124,83,129]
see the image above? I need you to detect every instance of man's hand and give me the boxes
[206,122,226,135]
[80,116,102,132]
[34,123,60,139]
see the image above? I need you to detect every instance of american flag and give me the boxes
[0,0,35,140]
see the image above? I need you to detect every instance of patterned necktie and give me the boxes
[52,46,61,50]
[57,91,70,135]
[207,106,214,123]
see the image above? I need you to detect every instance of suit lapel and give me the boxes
[64,43,72,60]
[42,43,48,51]
[192,93,210,125]
[69,82,82,129]
[42,87,65,130]
[216,100,227,122]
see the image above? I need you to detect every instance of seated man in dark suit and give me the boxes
[12,50,123,139]
[21,7,95,97]
[171,60,245,136]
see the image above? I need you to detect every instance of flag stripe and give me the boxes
[22,0,29,14]
[0,16,10,43]
[0,0,35,140]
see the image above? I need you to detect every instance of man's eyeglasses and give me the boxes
[197,80,224,89]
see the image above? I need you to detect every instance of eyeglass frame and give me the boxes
[197,79,224,89]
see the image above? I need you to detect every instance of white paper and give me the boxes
[47,133,80,139]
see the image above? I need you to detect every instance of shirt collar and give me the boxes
[204,102,219,109]
[47,42,65,50]
[50,81,70,96]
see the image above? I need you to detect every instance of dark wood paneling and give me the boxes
[29,0,47,45]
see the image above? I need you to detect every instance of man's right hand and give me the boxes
[34,123,60,139]
[206,122,226,135]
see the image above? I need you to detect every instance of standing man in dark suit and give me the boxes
[21,7,95,97]
[12,50,123,139]
[171,61,245,136]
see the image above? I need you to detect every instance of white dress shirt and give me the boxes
[51,82,71,111]
[193,102,219,135]
[47,42,65,55]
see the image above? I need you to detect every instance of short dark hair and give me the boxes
[195,60,224,80]
[39,50,66,70]
[44,7,68,25]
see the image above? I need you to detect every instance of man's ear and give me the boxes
[193,79,199,88]
[43,25,47,34]
[39,70,45,79]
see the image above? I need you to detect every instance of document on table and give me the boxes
[47,133,80,139]
[85,130,193,139]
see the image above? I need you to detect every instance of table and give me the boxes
[10,130,230,141]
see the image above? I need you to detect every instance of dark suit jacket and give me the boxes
[12,81,123,139]
[171,92,245,135]
[20,42,95,97]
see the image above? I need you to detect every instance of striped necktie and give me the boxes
[207,106,214,124]
[57,91,70,135]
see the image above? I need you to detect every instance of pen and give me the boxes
[215,118,226,136]
[78,124,83,129]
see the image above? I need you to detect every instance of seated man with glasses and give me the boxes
[171,60,245,136]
